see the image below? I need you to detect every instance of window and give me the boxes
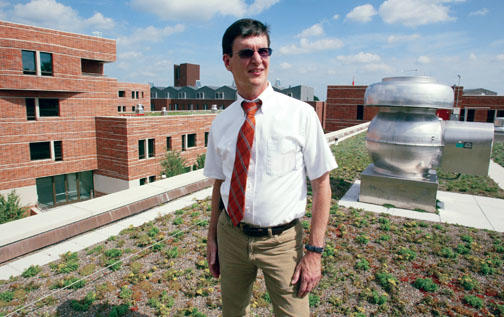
[166,136,172,150]
[40,52,53,76]
[81,59,103,75]
[215,92,224,99]
[498,110,504,117]
[205,132,209,147]
[149,175,156,183]
[30,142,51,160]
[140,178,147,186]
[467,109,475,122]
[54,141,63,161]
[357,105,364,120]
[122,106,126,112]
[39,99,59,117]
[132,91,135,99]
[26,98,36,120]
[132,106,135,112]
[196,92,205,99]
[487,109,496,123]
[118,91,125,97]
[141,91,144,98]
[148,138,155,158]
[186,134,197,148]
[135,91,139,99]
[22,50,36,75]
[138,139,146,159]
[36,171,94,208]
[117,106,121,112]
[181,135,186,151]
[178,92,186,99]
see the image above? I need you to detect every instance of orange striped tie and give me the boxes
[228,100,260,226]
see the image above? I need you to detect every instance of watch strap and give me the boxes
[305,244,324,254]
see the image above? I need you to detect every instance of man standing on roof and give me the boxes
[204,18,337,316]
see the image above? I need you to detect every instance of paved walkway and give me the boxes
[1,160,503,280]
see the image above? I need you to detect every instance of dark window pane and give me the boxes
[67,173,78,201]
[36,177,54,207]
[132,91,135,99]
[22,50,36,75]
[26,98,36,120]
[149,175,156,183]
[467,109,475,122]
[30,142,51,160]
[54,141,63,161]
[181,135,186,151]
[119,91,125,97]
[40,52,53,76]
[140,178,147,185]
[79,171,93,200]
[205,132,209,147]
[39,99,59,116]
[148,138,155,158]
[54,175,66,204]
[166,136,172,150]
[357,105,364,120]
[188,134,196,148]
[117,106,121,112]
[138,139,145,159]
[497,110,504,117]
[487,110,496,123]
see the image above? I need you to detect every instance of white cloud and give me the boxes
[333,14,340,20]
[379,0,458,27]
[336,52,381,64]
[278,38,343,55]
[130,0,278,20]
[387,33,420,43]
[10,0,114,33]
[469,53,477,61]
[117,24,185,47]
[497,54,504,62]
[469,8,488,16]
[346,4,377,23]
[297,23,324,38]
[279,62,292,70]
[362,63,394,73]
[119,51,143,60]
[417,55,431,64]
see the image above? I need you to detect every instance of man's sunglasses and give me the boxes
[235,48,273,59]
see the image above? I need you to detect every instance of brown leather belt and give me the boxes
[238,219,298,237]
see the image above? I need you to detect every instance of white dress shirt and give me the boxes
[204,83,337,227]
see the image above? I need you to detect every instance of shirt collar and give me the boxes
[236,82,274,115]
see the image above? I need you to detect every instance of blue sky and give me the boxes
[1,0,503,99]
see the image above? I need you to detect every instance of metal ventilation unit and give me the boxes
[359,76,494,212]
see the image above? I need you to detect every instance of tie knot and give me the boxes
[242,100,261,117]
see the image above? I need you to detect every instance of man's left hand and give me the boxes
[290,251,322,298]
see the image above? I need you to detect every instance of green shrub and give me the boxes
[70,291,96,312]
[368,290,388,305]
[108,304,129,317]
[440,247,457,259]
[104,248,123,258]
[309,294,320,307]
[355,258,370,271]
[196,153,206,169]
[0,290,14,302]
[0,191,26,224]
[355,234,369,245]
[22,265,41,278]
[397,247,416,261]
[463,295,483,309]
[375,272,398,292]
[161,151,188,177]
[412,278,438,292]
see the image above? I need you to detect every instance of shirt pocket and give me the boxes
[267,138,302,176]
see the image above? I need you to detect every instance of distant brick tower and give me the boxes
[174,63,200,87]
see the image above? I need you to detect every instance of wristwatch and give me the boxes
[305,244,324,254]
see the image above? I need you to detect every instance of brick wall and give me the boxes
[116,82,151,111]
[96,114,216,182]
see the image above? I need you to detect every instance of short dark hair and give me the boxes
[222,18,270,56]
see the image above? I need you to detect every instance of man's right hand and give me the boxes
[207,237,220,278]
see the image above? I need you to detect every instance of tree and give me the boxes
[0,191,26,224]
[161,151,188,178]
[196,154,206,170]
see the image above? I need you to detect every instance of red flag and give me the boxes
[352,75,355,86]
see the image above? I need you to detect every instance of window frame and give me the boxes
[22,50,36,75]
[39,52,53,76]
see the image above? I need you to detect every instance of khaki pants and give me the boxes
[217,212,309,317]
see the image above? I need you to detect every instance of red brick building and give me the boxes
[0,20,214,208]
[174,63,200,87]
[325,84,504,132]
